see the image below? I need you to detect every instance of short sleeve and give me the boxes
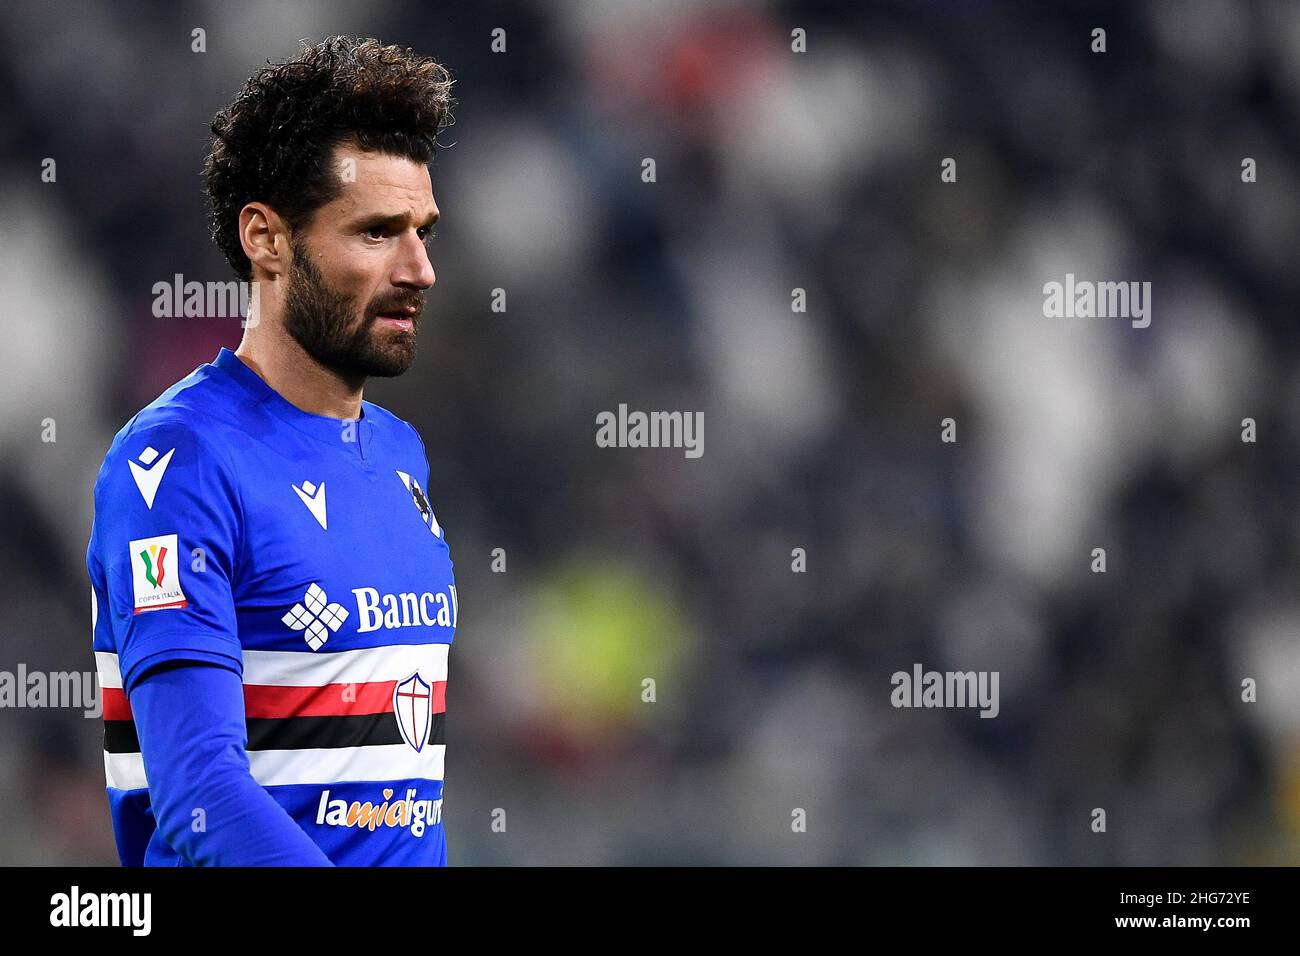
[406,419,446,539]
[91,418,243,696]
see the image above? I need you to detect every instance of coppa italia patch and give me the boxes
[128,533,187,613]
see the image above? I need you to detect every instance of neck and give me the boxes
[235,326,365,420]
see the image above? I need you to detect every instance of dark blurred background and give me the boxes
[0,0,1297,864]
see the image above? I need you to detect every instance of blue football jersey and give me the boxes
[87,347,456,866]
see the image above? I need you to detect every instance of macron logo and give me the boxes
[127,446,175,509]
[292,480,328,530]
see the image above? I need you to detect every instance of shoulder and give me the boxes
[362,399,427,459]
[95,363,244,497]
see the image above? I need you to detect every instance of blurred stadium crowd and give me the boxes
[0,0,1298,864]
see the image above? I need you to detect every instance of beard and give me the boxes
[282,237,421,378]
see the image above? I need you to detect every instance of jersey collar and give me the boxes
[211,347,371,453]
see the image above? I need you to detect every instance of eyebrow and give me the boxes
[345,209,440,230]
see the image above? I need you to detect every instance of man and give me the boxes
[86,36,458,866]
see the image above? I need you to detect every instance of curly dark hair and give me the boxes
[203,36,455,280]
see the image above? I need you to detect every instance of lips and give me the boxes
[377,315,415,332]
[374,304,419,331]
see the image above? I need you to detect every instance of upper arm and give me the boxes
[91,418,244,696]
